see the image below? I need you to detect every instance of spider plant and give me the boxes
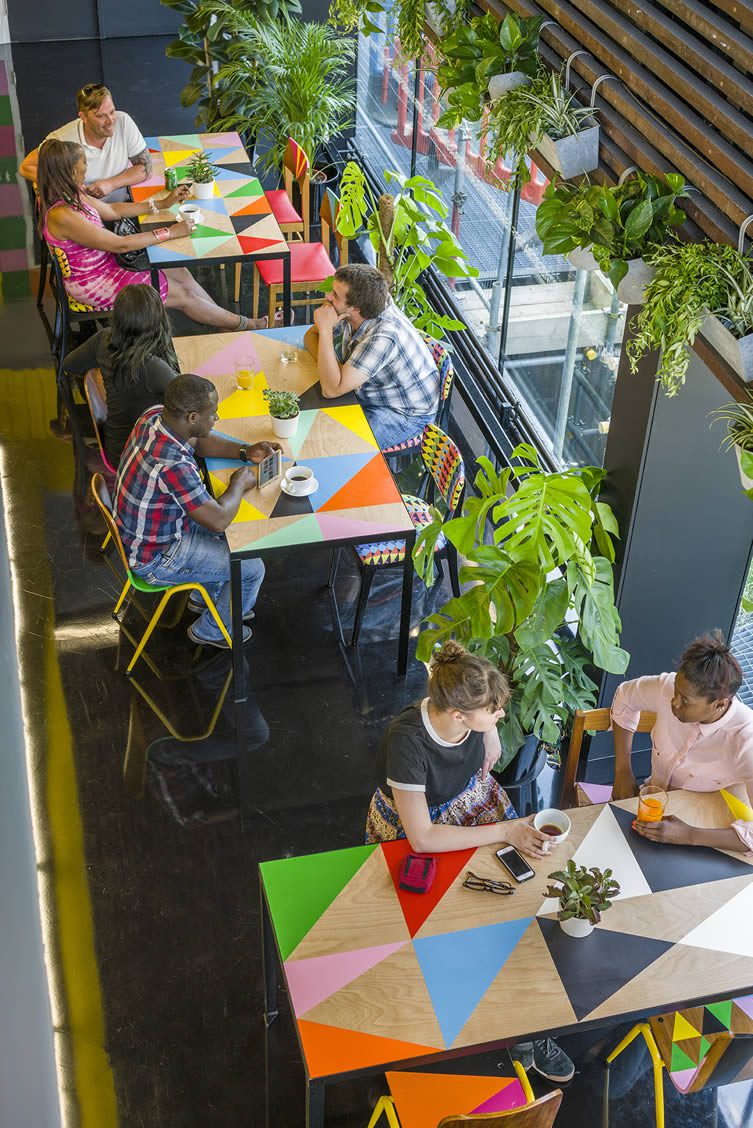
[710,392,753,501]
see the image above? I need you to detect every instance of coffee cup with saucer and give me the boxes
[281,465,318,497]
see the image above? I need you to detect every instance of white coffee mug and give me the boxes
[533,808,571,846]
[179,203,202,225]
[284,465,313,494]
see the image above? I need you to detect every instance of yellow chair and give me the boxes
[561,707,657,807]
[90,473,232,676]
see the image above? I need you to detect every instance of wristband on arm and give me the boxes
[152,227,171,242]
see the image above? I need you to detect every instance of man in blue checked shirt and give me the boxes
[304,264,439,449]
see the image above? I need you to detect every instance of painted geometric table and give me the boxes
[130,131,291,322]
[259,790,753,1126]
[173,326,415,698]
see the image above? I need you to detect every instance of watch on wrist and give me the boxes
[238,446,248,463]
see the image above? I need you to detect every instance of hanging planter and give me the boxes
[700,314,753,384]
[567,245,599,271]
[735,444,753,494]
[538,122,599,180]
[488,71,531,99]
[616,257,656,305]
[709,393,753,500]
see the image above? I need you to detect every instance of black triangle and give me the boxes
[298,384,328,410]
[231,214,263,234]
[269,489,313,519]
[537,917,673,1021]
[215,160,255,176]
[702,1008,732,1036]
[610,804,753,893]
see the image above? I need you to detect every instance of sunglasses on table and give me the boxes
[462,870,514,895]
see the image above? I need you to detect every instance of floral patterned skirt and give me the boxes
[365,770,517,844]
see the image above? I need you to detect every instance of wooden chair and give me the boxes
[561,707,657,807]
[46,245,112,421]
[90,474,232,676]
[83,368,117,477]
[252,188,347,322]
[382,335,456,469]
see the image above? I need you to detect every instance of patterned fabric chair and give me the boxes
[329,424,465,646]
[382,335,455,469]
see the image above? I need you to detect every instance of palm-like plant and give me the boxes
[212,17,355,175]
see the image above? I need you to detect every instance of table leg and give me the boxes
[282,251,292,327]
[150,267,160,293]
[260,888,279,1027]
[398,529,415,677]
[231,557,247,703]
[306,1080,325,1128]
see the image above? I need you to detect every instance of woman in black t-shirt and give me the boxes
[366,641,549,859]
[64,283,179,467]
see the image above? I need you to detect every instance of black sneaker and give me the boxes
[531,1038,575,1083]
[187,623,252,649]
[508,1042,534,1071]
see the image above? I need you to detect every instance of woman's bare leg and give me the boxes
[164,269,268,330]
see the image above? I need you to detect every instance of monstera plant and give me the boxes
[413,443,629,767]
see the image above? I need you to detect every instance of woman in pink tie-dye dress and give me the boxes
[39,140,268,331]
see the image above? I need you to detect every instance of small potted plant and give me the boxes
[710,392,753,498]
[263,388,300,438]
[186,150,219,199]
[545,860,621,938]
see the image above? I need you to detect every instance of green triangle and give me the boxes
[261,845,377,960]
[286,410,318,458]
[706,999,733,1029]
[192,235,234,257]
[670,1043,698,1073]
[167,134,201,147]
[224,181,262,198]
[239,513,324,552]
[189,222,225,240]
[699,1036,711,1061]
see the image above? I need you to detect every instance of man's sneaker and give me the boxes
[187,622,252,649]
[188,595,255,622]
[508,1042,534,1071]
[531,1038,575,1083]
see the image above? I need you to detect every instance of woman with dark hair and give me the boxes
[64,283,180,465]
[39,139,269,331]
[611,630,753,852]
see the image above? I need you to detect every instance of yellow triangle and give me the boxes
[208,474,266,521]
[721,788,753,822]
[217,381,269,420]
[163,149,199,168]
[321,405,378,448]
[673,1012,700,1042]
[209,471,228,498]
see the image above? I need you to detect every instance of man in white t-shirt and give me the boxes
[20,83,152,203]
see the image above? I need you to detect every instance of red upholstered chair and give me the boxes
[252,189,347,322]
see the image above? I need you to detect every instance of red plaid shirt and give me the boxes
[116,407,210,570]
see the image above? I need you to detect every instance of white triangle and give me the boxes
[679,880,753,958]
[536,804,651,917]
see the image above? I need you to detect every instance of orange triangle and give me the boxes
[318,454,401,512]
[232,196,272,217]
[298,1019,440,1079]
[238,235,285,254]
[386,1072,516,1128]
[381,840,475,937]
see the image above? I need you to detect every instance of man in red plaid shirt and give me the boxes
[116,373,278,648]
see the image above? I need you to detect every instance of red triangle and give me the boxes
[237,235,284,254]
[381,840,475,937]
[318,454,400,512]
[298,1019,440,1078]
[232,196,271,216]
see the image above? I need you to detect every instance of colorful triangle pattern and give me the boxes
[385,1072,524,1128]
[381,839,474,938]
[298,1020,440,1079]
[284,942,409,1017]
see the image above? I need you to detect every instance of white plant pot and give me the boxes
[568,245,599,272]
[735,444,753,495]
[536,122,600,181]
[271,413,299,439]
[192,180,215,199]
[616,257,656,305]
[559,916,594,938]
[488,71,530,100]
[700,311,753,383]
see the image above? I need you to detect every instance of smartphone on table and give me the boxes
[495,845,535,883]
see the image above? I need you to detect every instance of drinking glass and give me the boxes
[235,360,255,390]
[280,348,299,366]
[637,784,667,822]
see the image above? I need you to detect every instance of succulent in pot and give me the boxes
[545,860,621,938]
[263,388,301,438]
[186,150,219,198]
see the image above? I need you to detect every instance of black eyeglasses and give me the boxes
[462,871,514,895]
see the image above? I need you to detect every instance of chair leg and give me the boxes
[269,284,280,323]
[510,1058,535,1104]
[126,590,175,676]
[328,549,341,589]
[192,583,232,648]
[253,267,260,319]
[234,263,242,306]
[37,240,49,308]
[366,1095,401,1128]
[113,577,133,617]
[603,1023,664,1128]
[351,567,376,647]
[100,530,112,552]
[447,544,461,598]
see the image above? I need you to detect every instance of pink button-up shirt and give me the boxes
[611,672,753,851]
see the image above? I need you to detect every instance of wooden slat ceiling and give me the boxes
[479,0,753,248]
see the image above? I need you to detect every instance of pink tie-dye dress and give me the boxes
[43,197,168,311]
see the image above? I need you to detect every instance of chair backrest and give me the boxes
[320,188,348,265]
[91,473,131,574]
[421,423,465,515]
[423,334,455,405]
[83,368,117,474]
[561,706,657,805]
[282,137,311,241]
[49,244,101,315]
[437,1088,562,1127]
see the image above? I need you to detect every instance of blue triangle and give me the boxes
[254,325,308,347]
[148,245,193,263]
[299,452,376,510]
[185,195,229,216]
[414,919,533,1048]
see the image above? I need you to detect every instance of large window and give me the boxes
[354,21,626,468]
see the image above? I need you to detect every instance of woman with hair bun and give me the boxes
[611,630,753,852]
[366,640,550,858]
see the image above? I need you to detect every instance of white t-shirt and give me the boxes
[45,111,147,184]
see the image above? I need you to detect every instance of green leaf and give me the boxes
[623,199,654,244]
[514,578,570,650]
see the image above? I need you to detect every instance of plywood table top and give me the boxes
[174,327,414,555]
[260,791,753,1081]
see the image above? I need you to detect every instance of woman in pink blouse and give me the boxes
[611,631,753,852]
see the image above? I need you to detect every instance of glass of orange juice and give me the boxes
[637,784,667,822]
[235,360,255,390]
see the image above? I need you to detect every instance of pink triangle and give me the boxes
[471,1079,526,1114]
[669,1066,699,1093]
[284,942,408,1017]
[188,334,262,378]
[316,512,402,542]
[578,782,613,804]
[734,994,753,1021]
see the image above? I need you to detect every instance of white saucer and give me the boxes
[280,476,318,498]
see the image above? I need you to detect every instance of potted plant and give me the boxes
[263,388,300,438]
[329,0,470,61]
[485,68,598,189]
[436,12,542,130]
[545,861,621,938]
[186,150,219,198]
[627,239,753,397]
[412,443,629,768]
[334,160,478,339]
[710,392,753,498]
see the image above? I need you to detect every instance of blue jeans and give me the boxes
[134,522,265,644]
[363,406,435,449]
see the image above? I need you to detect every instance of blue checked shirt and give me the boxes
[333,299,439,420]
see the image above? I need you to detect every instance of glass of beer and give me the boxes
[235,360,255,390]
[637,784,667,822]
